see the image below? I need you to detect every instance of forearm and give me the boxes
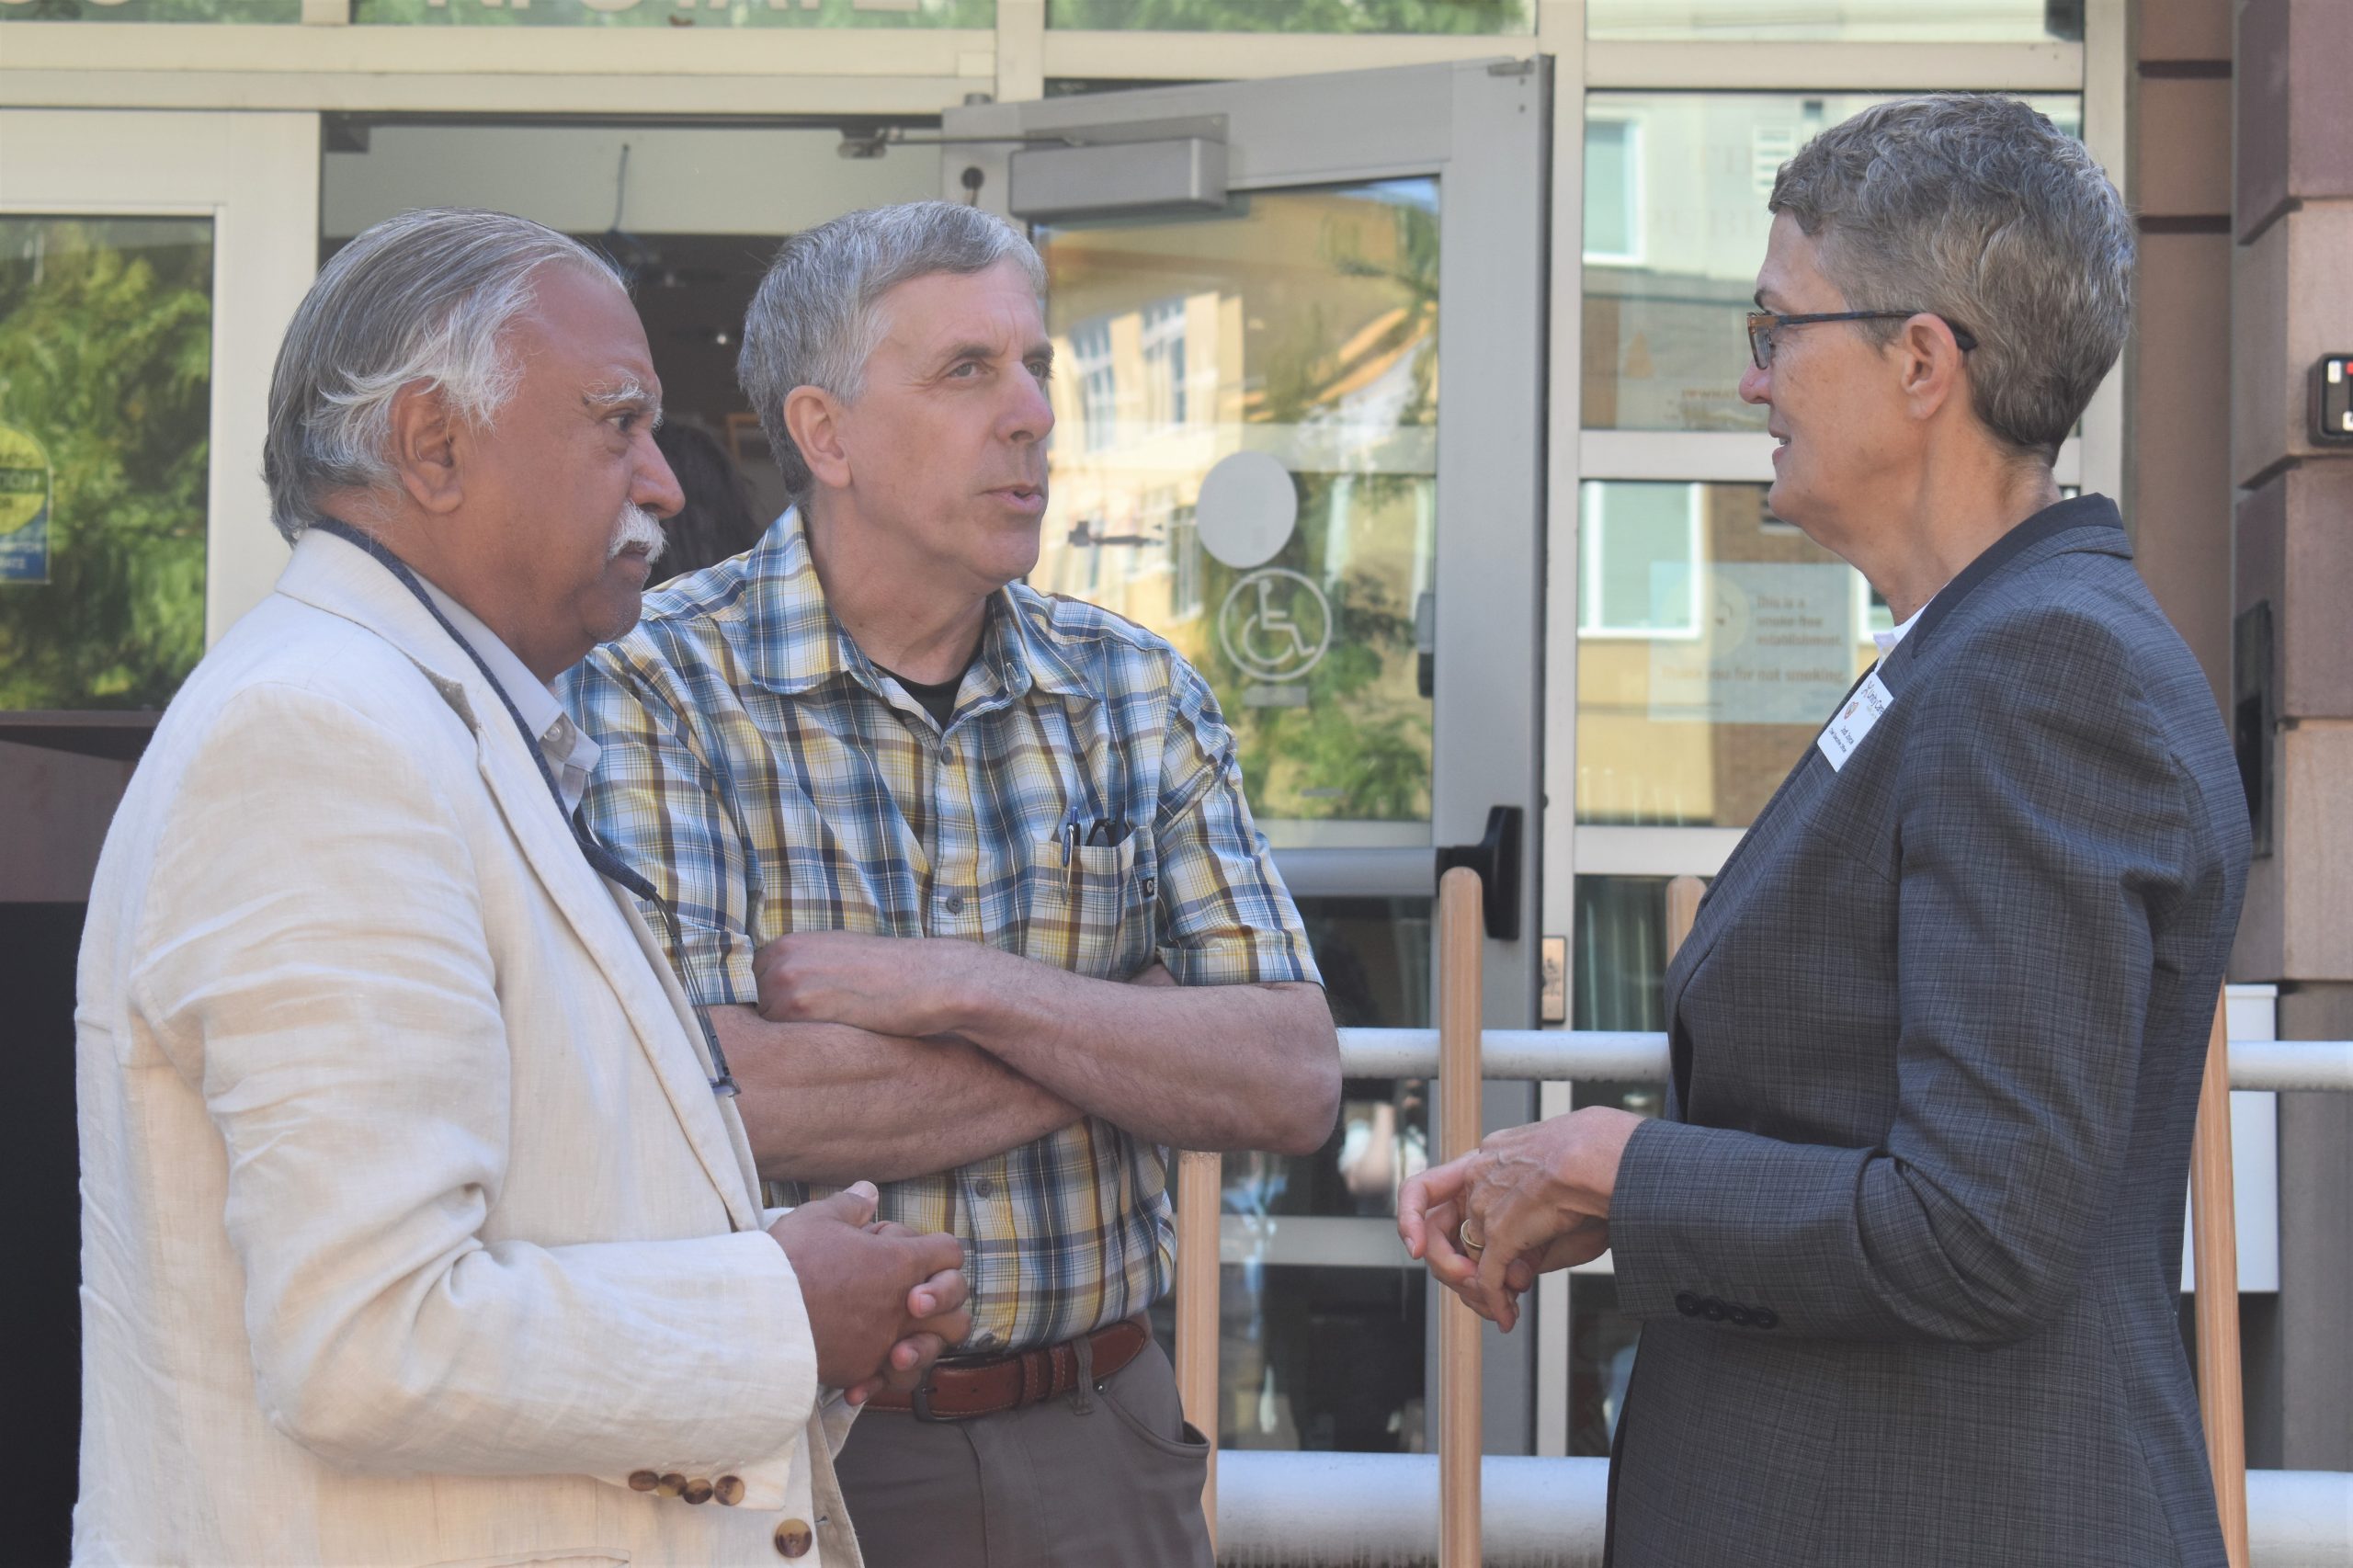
[949,963,1339,1154]
[1609,1118,2068,1346]
[259,1231,816,1483]
[715,1006,1084,1184]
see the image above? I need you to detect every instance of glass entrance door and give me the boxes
[0,110,319,676]
[946,60,1549,1455]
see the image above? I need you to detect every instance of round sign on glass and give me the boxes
[1194,449,1298,569]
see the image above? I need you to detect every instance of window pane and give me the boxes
[1581,92,2081,433]
[1569,1272,1642,1454]
[352,0,992,26]
[1155,894,1432,1452]
[1582,118,1639,264]
[1588,0,2080,42]
[1,0,299,19]
[1564,873,1679,1453]
[1151,1260,1429,1451]
[0,216,212,711]
[1575,482,1881,826]
[1050,0,1529,35]
[1035,180,1440,838]
[1581,481,1699,636]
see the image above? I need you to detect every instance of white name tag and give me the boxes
[1816,671,1895,772]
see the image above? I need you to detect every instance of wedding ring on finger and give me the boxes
[1460,1224,1486,1257]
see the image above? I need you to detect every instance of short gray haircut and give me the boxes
[1769,94,2133,461]
[737,200,1046,501]
[264,208,623,541]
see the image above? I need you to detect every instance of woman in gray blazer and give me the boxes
[1402,94,2248,1568]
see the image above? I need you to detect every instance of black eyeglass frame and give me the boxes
[1745,309,1979,370]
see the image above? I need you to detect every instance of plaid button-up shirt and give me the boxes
[563,510,1320,1353]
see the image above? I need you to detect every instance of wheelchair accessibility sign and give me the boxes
[1219,568,1332,684]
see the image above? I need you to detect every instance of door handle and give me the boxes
[1435,805,1522,941]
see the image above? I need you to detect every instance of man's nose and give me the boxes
[1004,369,1054,445]
[638,438,687,519]
[1738,360,1770,406]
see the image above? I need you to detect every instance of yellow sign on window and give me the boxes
[0,425,50,586]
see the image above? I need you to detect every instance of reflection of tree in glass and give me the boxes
[0,0,300,18]
[1198,478,1432,825]
[347,0,990,25]
[1324,195,1438,432]
[1050,0,1525,34]
[0,220,211,710]
[1190,189,1439,824]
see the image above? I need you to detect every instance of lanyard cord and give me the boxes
[310,517,738,1097]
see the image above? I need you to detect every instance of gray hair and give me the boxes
[736,200,1046,501]
[264,208,623,541]
[1769,93,2133,461]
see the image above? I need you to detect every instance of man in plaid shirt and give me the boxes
[566,201,1341,1567]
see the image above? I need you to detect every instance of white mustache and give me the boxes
[607,502,666,565]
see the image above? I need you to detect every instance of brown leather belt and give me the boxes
[868,1316,1151,1422]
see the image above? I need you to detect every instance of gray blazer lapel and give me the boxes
[1660,495,2131,1109]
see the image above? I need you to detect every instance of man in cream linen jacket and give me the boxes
[74,209,968,1568]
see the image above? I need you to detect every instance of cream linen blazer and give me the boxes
[74,529,859,1568]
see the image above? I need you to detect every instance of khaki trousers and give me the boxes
[833,1335,1214,1568]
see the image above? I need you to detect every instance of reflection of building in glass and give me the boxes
[1581,93,2081,433]
[1035,183,1442,833]
[1575,482,1884,827]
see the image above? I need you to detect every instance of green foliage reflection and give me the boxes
[352,0,991,26]
[1197,189,1438,824]
[0,219,212,710]
[0,0,301,19]
[1050,0,1526,32]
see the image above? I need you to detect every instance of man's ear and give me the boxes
[784,385,852,491]
[385,379,466,516]
[1897,313,1968,424]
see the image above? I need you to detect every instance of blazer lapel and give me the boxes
[276,532,767,1233]
[470,740,768,1233]
[1658,498,2131,1108]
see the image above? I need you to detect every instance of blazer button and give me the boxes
[683,1477,714,1505]
[1699,1297,1727,1321]
[774,1518,815,1559]
[713,1474,745,1506]
[1725,1303,1755,1326]
[656,1472,687,1499]
[1753,1306,1779,1330]
[627,1471,661,1493]
[1675,1291,1701,1317]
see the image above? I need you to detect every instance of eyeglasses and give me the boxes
[1745,310,1979,370]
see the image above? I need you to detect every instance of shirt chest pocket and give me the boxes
[1018,828,1158,980]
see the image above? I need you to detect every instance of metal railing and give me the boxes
[1209,1454,2352,1568]
[1175,871,2353,1566]
[1329,1028,2353,1093]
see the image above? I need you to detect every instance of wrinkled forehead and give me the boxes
[874,259,1049,352]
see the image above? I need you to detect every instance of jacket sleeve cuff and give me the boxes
[591,1229,820,1512]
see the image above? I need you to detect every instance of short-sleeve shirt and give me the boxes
[563,509,1320,1352]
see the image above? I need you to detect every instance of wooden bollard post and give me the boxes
[1438,867,1485,1568]
[2189,993,2249,1568]
[1664,874,1704,960]
[1172,1147,1222,1547]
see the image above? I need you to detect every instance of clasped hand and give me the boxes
[767,1182,971,1403]
[1396,1107,1643,1334]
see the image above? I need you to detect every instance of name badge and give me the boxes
[1816,671,1894,772]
